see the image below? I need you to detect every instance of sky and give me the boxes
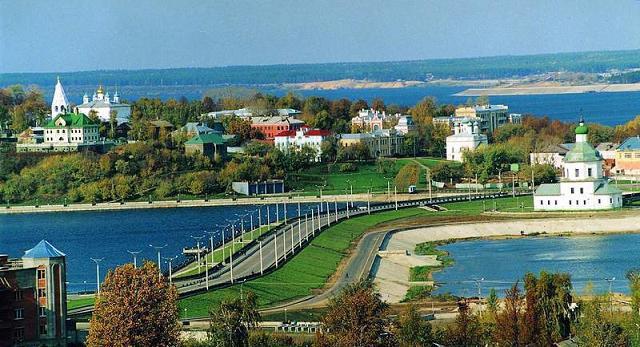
[2,0,640,73]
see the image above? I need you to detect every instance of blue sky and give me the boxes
[2,0,640,73]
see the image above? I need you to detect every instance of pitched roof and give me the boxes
[618,136,640,151]
[185,133,226,145]
[44,113,98,128]
[595,142,617,152]
[594,182,623,195]
[23,240,65,258]
[535,183,561,196]
[564,142,601,163]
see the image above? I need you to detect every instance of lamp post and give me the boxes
[367,188,371,214]
[206,230,217,266]
[163,256,177,284]
[90,258,104,296]
[334,199,338,223]
[190,235,205,274]
[259,240,264,275]
[126,250,141,268]
[606,277,616,313]
[276,203,280,223]
[326,201,331,226]
[394,185,398,210]
[284,201,288,225]
[305,212,309,242]
[274,228,279,268]
[311,208,315,236]
[298,219,303,248]
[149,244,167,278]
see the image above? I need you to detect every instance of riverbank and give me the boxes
[455,82,640,96]
[373,211,640,303]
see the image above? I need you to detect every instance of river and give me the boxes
[432,234,640,297]
[0,202,332,292]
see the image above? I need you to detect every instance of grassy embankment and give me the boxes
[173,223,282,279]
[287,157,444,196]
[178,195,531,318]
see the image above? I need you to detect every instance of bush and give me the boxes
[339,163,357,172]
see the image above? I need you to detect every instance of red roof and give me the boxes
[274,130,297,137]
[274,129,331,138]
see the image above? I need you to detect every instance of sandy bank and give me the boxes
[455,83,640,96]
[285,79,425,90]
[373,213,640,303]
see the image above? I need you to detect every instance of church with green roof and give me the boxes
[534,118,622,210]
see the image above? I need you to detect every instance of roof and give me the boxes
[575,124,588,135]
[540,143,574,154]
[185,133,226,145]
[44,113,98,128]
[23,240,65,258]
[535,183,561,196]
[275,129,331,138]
[250,116,305,125]
[150,120,174,128]
[564,141,601,163]
[180,122,218,135]
[594,182,623,195]
[595,142,618,152]
[618,136,640,151]
[78,100,130,108]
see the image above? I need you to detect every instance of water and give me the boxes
[432,234,640,297]
[0,202,327,292]
[40,84,640,126]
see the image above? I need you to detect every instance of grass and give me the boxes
[403,285,434,302]
[178,208,431,318]
[174,223,281,279]
[414,240,455,267]
[287,157,445,195]
[67,296,95,310]
[409,266,438,282]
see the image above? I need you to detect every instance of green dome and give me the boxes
[575,123,588,135]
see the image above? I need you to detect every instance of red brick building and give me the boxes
[248,116,305,142]
[0,240,67,347]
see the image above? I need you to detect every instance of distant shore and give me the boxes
[455,82,640,96]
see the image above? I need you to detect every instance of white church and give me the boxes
[445,119,488,162]
[77,85,131,124]
[534,118,623,211]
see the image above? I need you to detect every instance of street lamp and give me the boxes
[126,250,141,268]
[163,255,177,284]
[190,235,205,274]
[90,257,104,296]
[149,244,167,278]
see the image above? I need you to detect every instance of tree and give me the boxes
[349,99,369,117]
[10,106,27,132]
[395,163,420,191]
[523,272,573,344]
[319,280,389,347]
[395,304,433,347]
[320,136,338,162]
[410,97,437,127]
[371,97,385,112]
[109,110,118,139]
[476,95,489,106]
[575,297,629,346]
[487,288,498,315]
[493,282,528,346]
[430,161,464,184]
[443,300,485,346]
[87,262,180,347]
[208,291,261,347]
[202,96,217,113]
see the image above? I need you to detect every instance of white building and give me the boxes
[394,115,416,135]
[51,77,70,117]
[445,120,488,162]
[530,143,574,169]
[534,119,623,211]
[77,85,131,124]
[274,128,331,162]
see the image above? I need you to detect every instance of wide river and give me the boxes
[0,203,330,293]
[433,234,640,297]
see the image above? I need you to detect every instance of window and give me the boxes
[588,168,592,177]
[39,323,47,335]
[569,200,572,205]
[37,269,45,279]
[625,153,632,159]
[14,290,22,300]
[13,327,24,340]
[580,188,584,194]
[610,198,613,203]
[38,288,46,298]
[555,200,558,205]
[575,169,579,177]
[570,188,574,194]
[635,153,640,159]
[598,199,601,204]
[14,308,23,320]
[584,200,587,205]
[39,306,46,317]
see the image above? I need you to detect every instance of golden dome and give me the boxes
[96,84,104,94]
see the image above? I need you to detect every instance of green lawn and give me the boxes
[67,296,95,310]
[179,208,430,318]
[287,157,446,195]
[174,223,281,279]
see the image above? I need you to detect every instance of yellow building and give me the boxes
[338,130,404,158]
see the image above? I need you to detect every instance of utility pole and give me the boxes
[290,224,295,254]
[149,244,167,278]
[350,184,354,208]
[298,220,302,248]
[90,258,104,296]
[250,212,254,240]
[267,205,271,227]
[334,199,338,222]
[326,201,331,226]
[229,244,234,284]
[367,188,371,214]
[298,201,301,218]
[305,213,309,241]
[127,250,141,268]
[206,231,216,265]
[274,229,279,268]
[283,225,287,260]
[276,203,280,223]
[221,226,227,265]
[284,201,287,225]
[394,186,398,210]
[311,209,315,236]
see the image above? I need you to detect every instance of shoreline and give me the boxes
[455,82,640,96]
[373,212,640,303]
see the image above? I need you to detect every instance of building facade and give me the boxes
[614,136,640,176]
[77,85,131,124]
[534,120,622,211]
[338,129,405,158]
[529,143,575,168]
[394,115,416,135]
[50,77,70,118]
[249,116,305,141]
[0,240,67,347]
[184,133,227,159]
[17,111,102,153]
[274,128,331,162]
[451,104,521,134]
[351,109,387,132]
[445,120,488,162]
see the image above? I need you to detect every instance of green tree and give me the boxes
[575,297,629,346]
[320,136,338,162]
[523,272,573,344]
[430,161,464,183]
[208,291,261,347]
[395,163,420,191]
[109,110,118,139]
[87,262,180,347]
[443,301,485,346]
[487,288,498,315]
[493,282,528,346]
[395,304,433,347]
[349,99,369,117]
[410,97,437,127]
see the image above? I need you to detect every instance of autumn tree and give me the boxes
[410,97,437,126]
[443,300,486,346]
[349,99,369,117]
[394,163,420,191]
[87,262,180,347]
[318,280,389,347]
[371,97,385,112]
[523,271,573,344]
[574,297,629,346]
[208,291,261,347]
[493,282,528,346]
[394,304,433,347]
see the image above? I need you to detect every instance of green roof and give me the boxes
[44,113,98,128]
[185,133,226,145]
[594,183,622,195]
[564,142,601,163]
[535,183,561,196]
[575,124,588,135]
